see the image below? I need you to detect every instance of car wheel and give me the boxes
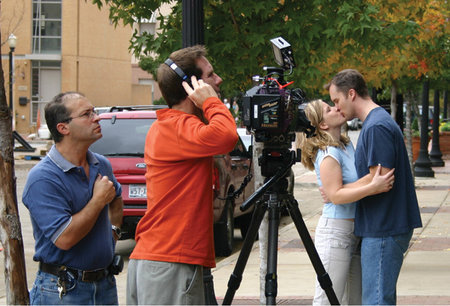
[214,200,234,257]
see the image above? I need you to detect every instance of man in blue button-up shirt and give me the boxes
[23,92,123,305]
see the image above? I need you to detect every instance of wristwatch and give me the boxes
[111,225,122,239]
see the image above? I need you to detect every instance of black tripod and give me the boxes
[222,149,339,305]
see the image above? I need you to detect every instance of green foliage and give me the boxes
[441,121,450,132]
[91,0,164,25]
[90,0,449,99]
[412,117,420,136]
[152,97,167,105]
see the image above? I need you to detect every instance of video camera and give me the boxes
[224,40,339,306]
[242,37,315,145]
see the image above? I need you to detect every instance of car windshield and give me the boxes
[90,118,156,156]
[237,128,252,151]
[240,135,251,151]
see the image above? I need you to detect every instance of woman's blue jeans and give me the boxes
[361,231,413,305]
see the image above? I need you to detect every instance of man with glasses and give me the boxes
[23,92,124,305]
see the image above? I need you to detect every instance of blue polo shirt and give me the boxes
[22,145,122,270]
[354,107,422,237]
[314,142,358,219]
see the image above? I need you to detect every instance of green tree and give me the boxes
[91,0,448,100]
[90,1,382,96]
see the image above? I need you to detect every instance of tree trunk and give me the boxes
[404,90,415,183]
[0,29,30,304]
[252,141,267,304]
[412,94,422,135]
[390,81,397,120]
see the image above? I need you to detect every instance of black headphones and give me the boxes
[164,58,192,86]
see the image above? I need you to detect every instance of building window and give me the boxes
[138,13,157,36]
[31,61,61,124]
[32,0,62,54]
[138,79,154,85]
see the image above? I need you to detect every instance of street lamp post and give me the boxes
[8,34,17,111]
[6,34,33,152]
[414,80,434,177]
[429,90,444,166]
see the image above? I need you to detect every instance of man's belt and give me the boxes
[39,262,108,282]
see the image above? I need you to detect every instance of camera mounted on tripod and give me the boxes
[225,38,340,306]
[242,37,315,146]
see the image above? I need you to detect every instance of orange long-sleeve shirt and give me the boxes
[130,97,238,268]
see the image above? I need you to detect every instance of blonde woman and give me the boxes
[296,99,394,305]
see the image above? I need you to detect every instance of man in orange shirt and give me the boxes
[127,46,238,305]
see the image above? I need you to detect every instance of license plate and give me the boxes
[129,184,147,198]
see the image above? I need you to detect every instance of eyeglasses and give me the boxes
[60,109,96,123]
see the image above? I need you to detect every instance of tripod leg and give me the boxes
[286,197,340,305]
[223,201,267,305]
[265,194,280,305]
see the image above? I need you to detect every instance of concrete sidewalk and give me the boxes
[2,138,449,305]
[211,160,450,305]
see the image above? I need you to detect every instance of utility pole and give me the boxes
[182,0,204,47]
[181,2,216,303]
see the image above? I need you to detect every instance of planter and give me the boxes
[405,135,429,161]
[412,136,420,161]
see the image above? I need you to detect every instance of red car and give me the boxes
[90,105,254,256]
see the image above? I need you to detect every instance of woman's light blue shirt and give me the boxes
[314,142,358,219]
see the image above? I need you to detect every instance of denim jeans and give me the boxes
[313,217,361,305]
[361,231,413,305]
[29,270,118,305]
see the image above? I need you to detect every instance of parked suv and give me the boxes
[89,106,255,256]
